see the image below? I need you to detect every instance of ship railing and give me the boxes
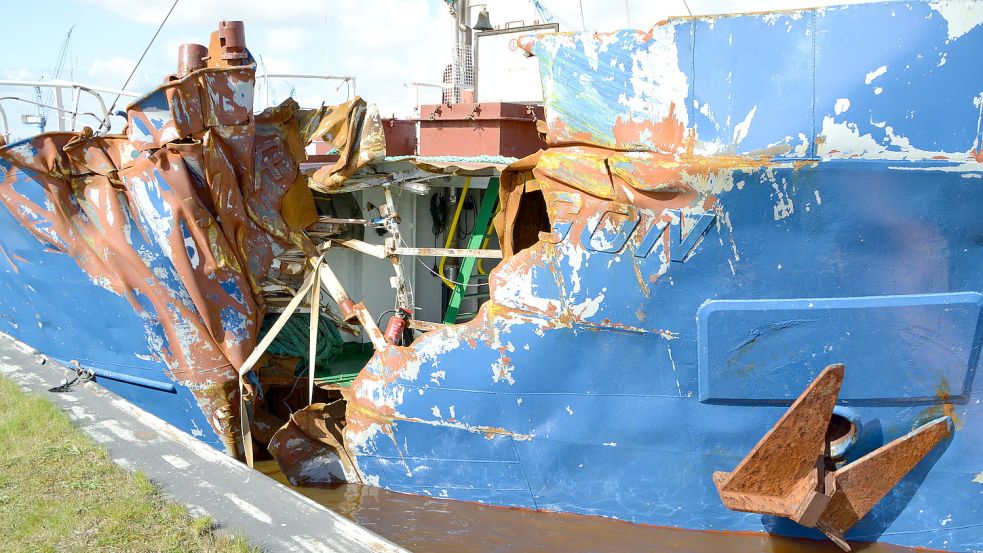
[0,80,141,142]
[405,82,444,113]
[255,73,356,110]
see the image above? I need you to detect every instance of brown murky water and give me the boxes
[255,461,926,553]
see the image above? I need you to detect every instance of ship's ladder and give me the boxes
[440,176,500,325]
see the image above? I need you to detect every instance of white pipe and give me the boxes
[0,80,140,98]
[0,80,138,134]
[0,103,8,143]
[54,86,65,131]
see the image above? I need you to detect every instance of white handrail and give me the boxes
[0,79,141,137]
[405,82,445,112]
[255,73,356,107]
[0,80,140,98]
[0,103,7,144]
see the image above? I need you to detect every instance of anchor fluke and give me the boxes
[713,364,953,551]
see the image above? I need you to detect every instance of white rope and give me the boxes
[238,255,324,467]
[307,259,322,405]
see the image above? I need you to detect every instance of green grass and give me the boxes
[0,376,257,553]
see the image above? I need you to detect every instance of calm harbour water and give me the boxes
[255,461,923,553]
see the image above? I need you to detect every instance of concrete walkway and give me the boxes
[0,333,407,553]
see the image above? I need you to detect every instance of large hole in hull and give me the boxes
[510,188,551,253]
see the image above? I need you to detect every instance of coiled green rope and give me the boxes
[258,311,344,374]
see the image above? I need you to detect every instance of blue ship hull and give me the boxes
[342,2,983,550]
[346,159,983,550]
[0,190,224,448]
[0,2,981,551]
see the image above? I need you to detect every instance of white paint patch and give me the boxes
[865,65,888,85]
[189,419,205,438]
[814,190,823,205]
[834,98,851,115]
[771,180,794,221]
[565,405,574,415]
[570,292,605,319]
[732,105,758,146]
[490,358,516,385]
[888,161,983,173]
[603,441,618,447]
[818,115,957,161]
[161,454,191,470]
[930,0,983,40]
[792,133,810,157]
[223,493,272,524]
[616,24,690,138]
[973,472,983,484]
[667,343,682,397]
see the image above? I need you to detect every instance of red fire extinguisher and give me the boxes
[384,307,413,345]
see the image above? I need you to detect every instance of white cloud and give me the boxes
[2,68,36,81]
[88,56,136,80]
[11,0,890,131]
[263,26,316,54]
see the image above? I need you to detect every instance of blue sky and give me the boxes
[0,0,878,140]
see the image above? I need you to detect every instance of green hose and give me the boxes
[258,311,344,375]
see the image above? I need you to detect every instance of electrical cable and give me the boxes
[106,0,180,120]
[400,235,489,288]
[376,309,397,329]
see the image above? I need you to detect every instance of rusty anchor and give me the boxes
[713,364,953,551]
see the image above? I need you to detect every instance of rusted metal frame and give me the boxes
[332,238,386,258]
[333,237,502,259]
[387,244,503,258]
[382,186,413,312]
[317,216,375,226]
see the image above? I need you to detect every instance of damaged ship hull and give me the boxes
[343,3,983,551]
[0,2,980,551]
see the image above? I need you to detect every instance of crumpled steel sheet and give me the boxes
[316,155,514,194]
[306,99,387,193]
[268,401,357,487]
[341,3,983,551]
[0,27,380,454]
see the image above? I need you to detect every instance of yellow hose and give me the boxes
[475,211,497,276]
[438,177,471,289]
